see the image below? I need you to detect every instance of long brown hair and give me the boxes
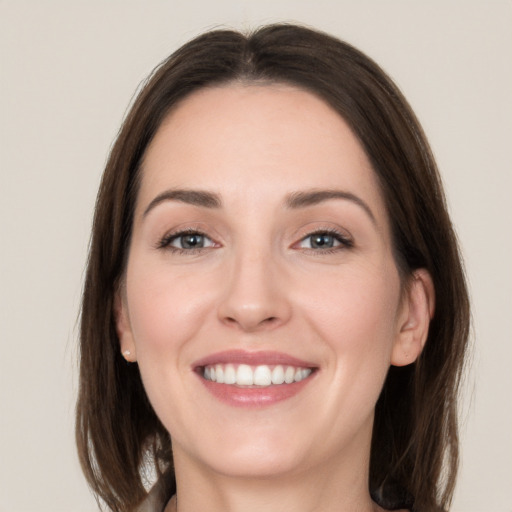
[76,24,470,512]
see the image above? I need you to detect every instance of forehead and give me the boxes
[138,84,387,223]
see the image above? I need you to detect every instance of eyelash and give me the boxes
[157,228,353,255]
[157,228,215,254]
[296,228,354,253]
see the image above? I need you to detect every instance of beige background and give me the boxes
[1,1,511,511]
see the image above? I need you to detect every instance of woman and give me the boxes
[76,24,470,512]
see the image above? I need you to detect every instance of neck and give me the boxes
[166,442,381,512]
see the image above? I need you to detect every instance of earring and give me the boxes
[122,349,132,359]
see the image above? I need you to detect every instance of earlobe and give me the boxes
[391,269,435,367]
[114,290,137,362]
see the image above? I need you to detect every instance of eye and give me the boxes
[297,230,353,250]
[158,230,217,252]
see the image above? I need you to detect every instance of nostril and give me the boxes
[222,315,280,331]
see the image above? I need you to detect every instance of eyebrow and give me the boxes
[285,189,376,224]
[142,187,376,225]
[143,189,222,217]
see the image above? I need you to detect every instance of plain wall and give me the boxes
[1,1,511,511]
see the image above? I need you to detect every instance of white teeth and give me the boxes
[215,364,224,384]
[224,364,236,384]
[253,365,272,386]
[271,365,285,385]
[294,368,312,382]
[236,364,254,385]
[203,363,313,386]
[284,366,295,384]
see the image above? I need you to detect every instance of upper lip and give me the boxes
[192,350,317,369]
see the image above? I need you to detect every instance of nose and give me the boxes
[217,247,292,332]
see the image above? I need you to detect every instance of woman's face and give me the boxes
[117,84,424,480]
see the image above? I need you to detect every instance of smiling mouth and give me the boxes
[200,363,314,387]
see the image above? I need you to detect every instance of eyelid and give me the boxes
[291,226,354,252]
[156,226,220,252]
[154,223,353,254]
[292,223,353,241]
[171,232,215,249]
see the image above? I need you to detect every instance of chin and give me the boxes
[206,449,306,480]
[176,426,311,480]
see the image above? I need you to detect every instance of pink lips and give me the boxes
[193,350,315,368]
[193,350,317,408]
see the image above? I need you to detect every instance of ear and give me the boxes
[114,289,137,362]
[391,269,435,367]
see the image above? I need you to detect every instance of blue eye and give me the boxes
[159,231,216,251]
[172,233,207,249]
[298,231,352,250]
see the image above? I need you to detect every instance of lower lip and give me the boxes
[198,375,314,408]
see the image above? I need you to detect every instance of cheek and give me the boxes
[303,265,400,343]
[125,256,214,360]
[123,257,217,428]
[297,262,402,395]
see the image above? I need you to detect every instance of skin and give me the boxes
[116,84,434,512]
